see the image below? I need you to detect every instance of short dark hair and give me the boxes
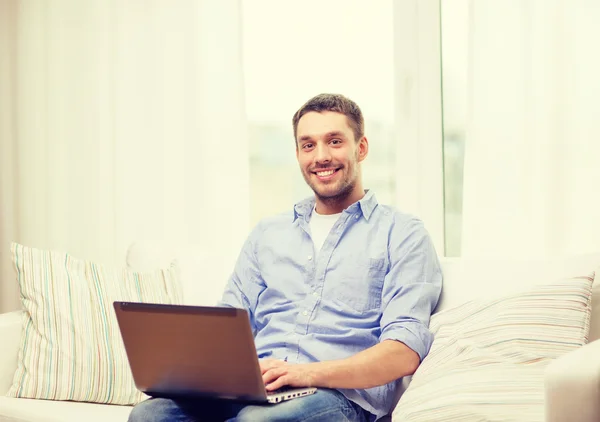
[292,93,364,142]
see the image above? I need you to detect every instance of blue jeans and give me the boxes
[128,389,371,422]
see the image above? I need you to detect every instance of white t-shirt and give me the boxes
[309,208,342,255]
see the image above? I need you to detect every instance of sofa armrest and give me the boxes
[545,339,600,422]
[0,311,22,395]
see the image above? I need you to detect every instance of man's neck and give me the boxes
[314,186,366,215]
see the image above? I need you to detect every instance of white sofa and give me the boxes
[0,244,598,422]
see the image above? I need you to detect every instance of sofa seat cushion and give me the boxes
[0,397,132,422]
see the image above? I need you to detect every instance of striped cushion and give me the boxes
[7,243,183,405]
[393,274,594,422]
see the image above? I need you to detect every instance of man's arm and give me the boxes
[377,217,442,365]
[218,223,266,333]
[263,217,442,390]
[262,339,419,390]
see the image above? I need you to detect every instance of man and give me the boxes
[129,93,442,421]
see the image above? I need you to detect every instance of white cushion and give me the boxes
[8,243,182,405]
[0,396,131,422]
[393,274,594,421]
[437,253,600,312]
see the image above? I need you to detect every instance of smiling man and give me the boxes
[296,111,364,210]
[129,94,442,421]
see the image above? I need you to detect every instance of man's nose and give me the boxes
[314,144,331,164]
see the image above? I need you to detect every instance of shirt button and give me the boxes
[355,215,359,219]
[303,311,308,316]
[307,255,312,260]
[313,291,318,297]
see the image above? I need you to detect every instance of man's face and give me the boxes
[295,111,368,202]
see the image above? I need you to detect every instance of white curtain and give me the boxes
[460,0,600,258]
[0,0,249,313]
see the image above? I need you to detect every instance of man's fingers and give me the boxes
[265,375,287,392]
[259,359,286,375]
[259,359,274,374]
[262,366,287,386]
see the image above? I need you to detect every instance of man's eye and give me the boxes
[331,139,342,144]
[303,143,314,149]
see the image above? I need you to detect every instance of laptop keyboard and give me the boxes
[266,386,291,396]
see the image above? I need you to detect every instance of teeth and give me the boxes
[316,170,335,176]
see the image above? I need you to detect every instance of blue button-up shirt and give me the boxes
[219,191,442,419]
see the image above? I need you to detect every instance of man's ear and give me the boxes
[357,137,369,162]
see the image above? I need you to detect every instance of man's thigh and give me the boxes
[230,389,370,422]
[128,396,244,422]
[128,389,369,422]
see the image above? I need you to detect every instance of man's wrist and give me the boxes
[307,361,335,388]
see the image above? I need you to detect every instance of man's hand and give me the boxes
[259,341,419,391]
[259,359,318,391]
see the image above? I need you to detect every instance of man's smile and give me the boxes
[312,168,341,181]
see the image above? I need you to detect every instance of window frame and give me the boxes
[393,0,445,255]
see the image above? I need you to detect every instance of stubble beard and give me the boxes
[303,164,357,210]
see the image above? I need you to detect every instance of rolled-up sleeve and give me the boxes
[218,223,266,333]
[379,217,443,361]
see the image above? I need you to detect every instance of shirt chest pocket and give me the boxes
[326,256,387,312]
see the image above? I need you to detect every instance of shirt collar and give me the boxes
[293,190,378,222]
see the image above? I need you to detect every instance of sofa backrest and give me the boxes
[126,242,600,342]
[126,242,228,307]
[438,253,600,341]
[0,311,23,395]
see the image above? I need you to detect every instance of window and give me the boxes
[242,0,395,226]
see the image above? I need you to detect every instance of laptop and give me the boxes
[113,301,317,404]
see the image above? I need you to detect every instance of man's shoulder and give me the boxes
[374,203,424,231]
[250,210,296,235]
